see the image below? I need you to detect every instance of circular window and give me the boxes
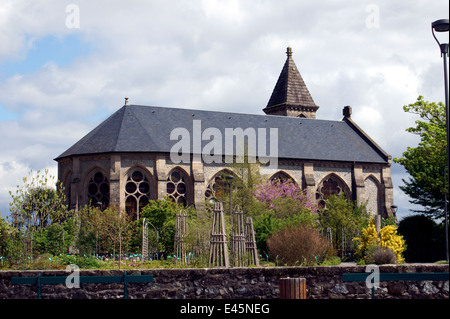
[132,171,143,182]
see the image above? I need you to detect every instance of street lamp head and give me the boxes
[432,19,450,32]
[431,19,449,55]
[391,205,398,215]
[225,175,234,182]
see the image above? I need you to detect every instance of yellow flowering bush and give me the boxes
[353,218,406,264]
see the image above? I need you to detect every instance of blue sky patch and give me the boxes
[0,103,18,121]
[0,33,93,80]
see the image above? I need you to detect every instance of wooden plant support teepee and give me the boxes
[175,210,188,264]
[245,216,260,266]
[230,205,246,267]
[209,202,230,267]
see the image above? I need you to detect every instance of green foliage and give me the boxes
[32,217,77,256]
[393,96,447,219]
[398,214,446,262]
[318,193,370,254]
[55,254,104,269]
[0,217,24,266]
[253,203,317,256]
[139,197,190,255]
[9,169,72,230]
[75,205,134,270]
[76,205,103,255]
[253,212,282,256]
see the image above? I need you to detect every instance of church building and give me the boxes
[55,47,395,220]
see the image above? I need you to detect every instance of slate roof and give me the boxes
[263,47,318,113]
[55,104,389,164]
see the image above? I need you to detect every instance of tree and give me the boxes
[9,169,71,230]
[97,206,133,269]
[253,179,318,219]
[398,215,445,262]
[318,193,370,257]
[393,96,447,219]
[0,217,24,266]
[252,179,318,255]
[8,170,73,259]
[139,197,185,255]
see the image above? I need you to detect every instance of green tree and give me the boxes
[98,206,133,269]
[76,205,104,256]
[398,214,445,262]
[318,193,370,256]
[0,217,24,266]
[139,197,186,255]
[33,217,77,256]
[252,179,319,256]
[393,96,447,219]
[9,169,71,230]
[8,170,73,260]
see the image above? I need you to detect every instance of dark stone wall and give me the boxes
[1,264,448,299]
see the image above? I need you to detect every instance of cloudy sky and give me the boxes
[0,0,448,220]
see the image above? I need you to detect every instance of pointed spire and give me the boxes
[263,47,319,118]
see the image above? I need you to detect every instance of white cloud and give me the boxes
[0,0,448,216]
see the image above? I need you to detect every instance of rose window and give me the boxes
[316,176,346,210]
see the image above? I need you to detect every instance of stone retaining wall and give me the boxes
[0,264,448,299]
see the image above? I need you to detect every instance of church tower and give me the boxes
[263,47,319,118]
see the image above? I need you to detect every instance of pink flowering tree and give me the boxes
[252,179,319,256]
[253,179,318,217]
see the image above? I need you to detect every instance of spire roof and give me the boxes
[263,47,318,117]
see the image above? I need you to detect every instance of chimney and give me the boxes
[343,106,352,118]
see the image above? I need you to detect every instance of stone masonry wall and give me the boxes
[0,264,448,299]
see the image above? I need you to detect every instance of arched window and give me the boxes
[63,170,72,208]
[205,175,226,201]
[205,170,236,202]
[270,171,295,183]
[125,169,152,220]
[364,175,382,217]
[87,171,110,208]
[316,174,349,210]
[166,169,188,206]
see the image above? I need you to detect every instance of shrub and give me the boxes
[364,245,397,265]
[398,214,445,262]
[353,218,406,264]
[267,225,334,266]
[55,254,104,269]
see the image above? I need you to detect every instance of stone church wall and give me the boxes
[58,153,394,218]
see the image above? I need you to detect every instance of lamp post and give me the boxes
[391,205,398,223]
[431,18,449,261]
